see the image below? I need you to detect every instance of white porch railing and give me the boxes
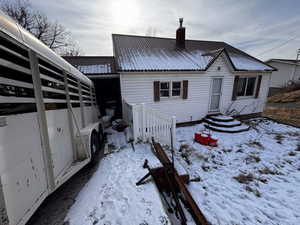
[123,100,176,146]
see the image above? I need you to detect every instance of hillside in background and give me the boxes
[268,89,300,104]
[264,87,300,127]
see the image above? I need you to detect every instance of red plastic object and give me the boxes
[208,135,218,147]
[194,132,218,147]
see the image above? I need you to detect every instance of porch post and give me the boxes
[171,116,176,148]
[132,104,139,143]
[141,103,146,142]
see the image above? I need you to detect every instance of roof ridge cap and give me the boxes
[112,33,225,43]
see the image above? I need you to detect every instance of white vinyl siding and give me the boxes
[120,53,271,123]
[268,61,300,88]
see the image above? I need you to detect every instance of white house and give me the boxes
[112,20,275,124]
[265,59,300,95]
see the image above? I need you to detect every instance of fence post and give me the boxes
[171,116,176,148]
[132,104,139,143]
[141,103,146,141]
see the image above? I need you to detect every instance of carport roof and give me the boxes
[63,56,118,75]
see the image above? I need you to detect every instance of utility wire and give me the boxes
[256,35,300,57]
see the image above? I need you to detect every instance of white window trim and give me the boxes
[159,81,182,99]
[236,75,258,99]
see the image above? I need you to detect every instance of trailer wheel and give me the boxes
[98,124,104,145]
[90,131,100,164]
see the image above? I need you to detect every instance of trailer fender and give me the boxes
[77,121,103,159]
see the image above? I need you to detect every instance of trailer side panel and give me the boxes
[0,179,9,225]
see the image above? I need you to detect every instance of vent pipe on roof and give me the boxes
[176,18,186,48]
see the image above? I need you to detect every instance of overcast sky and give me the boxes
[29,0,300,61]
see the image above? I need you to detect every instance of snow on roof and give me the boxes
[112,34,275,72]
[77,64,112,74]
[63,56,118,75]
[229,53,273,71]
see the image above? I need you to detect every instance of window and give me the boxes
[172,81,181,97]
[160,82,170,97]
[160,81,182,98]
[237,76,257,97]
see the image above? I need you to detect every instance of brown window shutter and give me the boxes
[182,80,188,99]
[232,76,239,101]
[153,81,160,102]
[255,75,262,98]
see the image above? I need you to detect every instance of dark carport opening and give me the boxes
[92,77,122,119]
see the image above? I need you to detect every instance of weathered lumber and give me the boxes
[152,139,210,225]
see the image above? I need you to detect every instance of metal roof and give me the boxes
[63,56,118,75]
[112,34,275,72]
[266,59,300,65]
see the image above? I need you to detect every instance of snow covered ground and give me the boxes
[65,128,170,225]
[174,118,300,225]
[65,118,300,225]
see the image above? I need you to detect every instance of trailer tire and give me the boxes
[90,131,100,165]
[98,124,104,146]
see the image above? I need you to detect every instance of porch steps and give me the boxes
[203,114,249,133]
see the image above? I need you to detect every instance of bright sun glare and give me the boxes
[110,0,140,28]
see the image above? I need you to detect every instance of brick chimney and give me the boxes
[176,18,185,48]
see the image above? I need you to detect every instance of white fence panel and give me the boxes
[123,100,176,146]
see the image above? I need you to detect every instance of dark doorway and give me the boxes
[92,78,122,119]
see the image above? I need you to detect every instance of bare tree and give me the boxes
[0,0,82,55]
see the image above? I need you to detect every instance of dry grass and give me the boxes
[288,151,297,156]
[275,134,285,144]
[179,144,190,152]
[258,167,283,176]
[222,148,232,153]
[179,144,197,165]
[280,83,300,93]
[245,154,261,164]
[245,185,262,198]
[247,140,264,149]
[202,165,210,172]
[233,173,255,184]
[296,144,300,152]
[195,152,208,162]
[181,152,191,165]
[268,86,300,103]
[286,131,300,137]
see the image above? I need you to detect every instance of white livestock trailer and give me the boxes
[0,10,103,225]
